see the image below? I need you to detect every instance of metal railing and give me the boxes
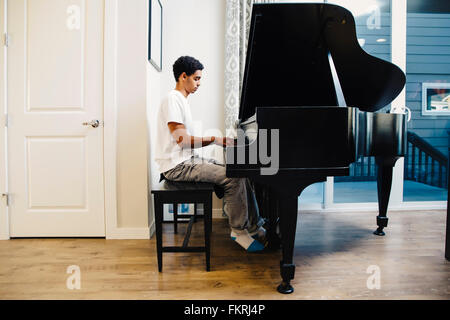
[335,156,377,182]
[404,131,448,189]
[335,131,448,189]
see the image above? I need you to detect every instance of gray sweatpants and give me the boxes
[163,156,264,231]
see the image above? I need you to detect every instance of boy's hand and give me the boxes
[214,137,236,148]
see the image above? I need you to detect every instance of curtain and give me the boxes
[224,0,276,133]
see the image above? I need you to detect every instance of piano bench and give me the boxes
[150,180,214,272]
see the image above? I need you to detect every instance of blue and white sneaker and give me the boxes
[230,229,265,252]
[249,226,266,240]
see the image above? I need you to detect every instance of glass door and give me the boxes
[402,0,450,202]
[326,0,393,204]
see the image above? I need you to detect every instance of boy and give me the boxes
[154,56,265,252]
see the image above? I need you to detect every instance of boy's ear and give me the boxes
[180,72,187,80]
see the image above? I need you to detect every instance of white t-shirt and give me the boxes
[154,90,196,173]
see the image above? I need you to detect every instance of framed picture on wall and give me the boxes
[148,0,162,72]
[422,82,450,116]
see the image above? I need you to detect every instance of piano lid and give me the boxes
[239,3,406,123]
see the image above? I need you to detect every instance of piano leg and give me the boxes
[253,177,325,293]
[374,156,400,236]
[277,193,298,294]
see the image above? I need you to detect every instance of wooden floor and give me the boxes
[0,210,449,300]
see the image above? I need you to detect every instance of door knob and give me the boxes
[82,120,100,128]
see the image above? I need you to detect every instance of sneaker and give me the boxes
[230,229,265,252]
[248,226,266,240]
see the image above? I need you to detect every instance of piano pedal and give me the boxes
[265,231,281,250]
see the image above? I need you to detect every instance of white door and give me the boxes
[7,0,105,237]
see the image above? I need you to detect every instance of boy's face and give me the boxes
[181,70,202,95]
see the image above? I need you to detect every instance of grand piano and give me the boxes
[225,3,407,294]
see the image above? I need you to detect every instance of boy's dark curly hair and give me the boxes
[172,56,204,82]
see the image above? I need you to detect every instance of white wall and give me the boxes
[147,0,226,232]
[115,0,149,228]
[159,0,226,142]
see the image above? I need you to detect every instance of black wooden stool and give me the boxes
[151,180,214,271]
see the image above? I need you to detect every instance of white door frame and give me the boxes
[389,0,407,207]
[0,0,9,239]
[103,0,121,239]
[0,0,122,239]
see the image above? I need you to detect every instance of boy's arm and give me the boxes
[168,122,234,148]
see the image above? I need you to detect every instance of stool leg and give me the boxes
[204,196,212,271]
[155,197,163,272]
[173,202,178,234]
[193,203,198,223]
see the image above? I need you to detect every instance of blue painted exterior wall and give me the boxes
[405,13,450,157]
[354,12,450,155]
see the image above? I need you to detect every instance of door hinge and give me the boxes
[3,33,10,47]
[1,194,9,206]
